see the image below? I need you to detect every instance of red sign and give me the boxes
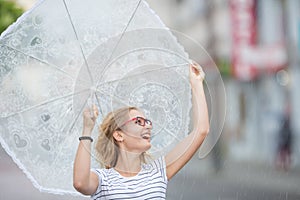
[230,0,258,81]
[230,0,287,81]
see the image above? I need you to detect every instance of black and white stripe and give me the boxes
[91,157,168,200]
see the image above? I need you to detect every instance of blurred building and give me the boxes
[148,0,300,167]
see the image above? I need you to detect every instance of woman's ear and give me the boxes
[113,131,124,142]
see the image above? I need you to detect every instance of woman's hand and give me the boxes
[74,104,100,195]
[82,105,99,134]
[189,61,205,87]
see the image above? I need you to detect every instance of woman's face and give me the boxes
[119,109,152,153]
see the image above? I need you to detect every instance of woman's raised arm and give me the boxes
[165,62,209,180]
[73,105,99,195]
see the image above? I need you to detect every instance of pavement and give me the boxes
[167,155,300,200]
[1,145,300,200]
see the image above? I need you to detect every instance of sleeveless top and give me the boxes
[91,156,168,200]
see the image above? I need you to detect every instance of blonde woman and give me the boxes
[73,62,209,199]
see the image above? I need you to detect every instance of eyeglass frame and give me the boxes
[120,116,152,127]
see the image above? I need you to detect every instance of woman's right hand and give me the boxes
[189,61,205,88]
[82,105,99,134]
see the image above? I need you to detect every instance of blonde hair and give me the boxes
[95,106,150,168]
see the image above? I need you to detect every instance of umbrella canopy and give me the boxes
[0,0,192,195]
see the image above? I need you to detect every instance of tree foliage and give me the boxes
[0,0,23,34]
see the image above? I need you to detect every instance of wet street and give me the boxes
[1,145,300,200]
[167,158,300,200]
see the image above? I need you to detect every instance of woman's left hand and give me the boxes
[189,61,205,87]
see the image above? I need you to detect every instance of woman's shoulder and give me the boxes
[144,156,166,170]
[91,167,114,177]
[143,156,168,182]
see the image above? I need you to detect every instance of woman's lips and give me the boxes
[141,132,151,140]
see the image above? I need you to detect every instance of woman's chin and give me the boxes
[143,143,151,152]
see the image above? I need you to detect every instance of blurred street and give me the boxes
[1,145,300,200]
[167,156,300,200]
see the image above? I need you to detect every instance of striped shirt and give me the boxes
[91,157,168,200]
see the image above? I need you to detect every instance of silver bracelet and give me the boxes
[79,136,93,142]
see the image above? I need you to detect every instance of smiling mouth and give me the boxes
[141,133,151,140]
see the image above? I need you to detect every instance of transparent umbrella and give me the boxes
[0,0,194,195]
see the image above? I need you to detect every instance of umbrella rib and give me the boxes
[95,46,190,88]
[93,87,132,108]
[97,62,188,87]
[94,92,104,117]
[1,88,90,119]
[62,0,141,124]
[49,95,89,172]
[100,0,142,78]
[64,92,90,135]
[2,44,90,86]
[62,0,95,85]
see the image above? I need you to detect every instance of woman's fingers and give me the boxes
[82,105,99,131]
[83,105,99,120]
[92,104,99,118]
[189,61,205,81]
[89,105,99,120]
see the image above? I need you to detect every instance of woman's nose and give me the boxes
[145,123,152,129]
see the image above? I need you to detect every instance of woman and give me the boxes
[73,62,209,199]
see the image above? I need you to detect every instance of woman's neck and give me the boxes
[114,151,142,177]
